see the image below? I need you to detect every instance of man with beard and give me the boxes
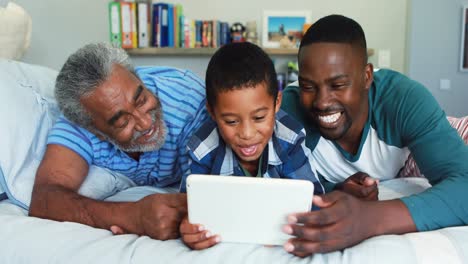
[280,15,468,257]
[29,42,208,240]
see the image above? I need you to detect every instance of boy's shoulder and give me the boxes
[274,109,306,144]
[187,118,220,161]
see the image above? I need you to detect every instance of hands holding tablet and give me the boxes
[180,216,221,250]
[282,191,415,258]
[181,174,393,255]
[282,192,373,257]
[110,193,188,240]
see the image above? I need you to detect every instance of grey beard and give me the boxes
[93,108,167,153]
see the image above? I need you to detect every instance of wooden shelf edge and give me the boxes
[127,47,375,57]
[127,47,218,56]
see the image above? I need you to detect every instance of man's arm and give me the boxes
[281,74,468,256]
[391,77,468,231]
[29,144,187,240]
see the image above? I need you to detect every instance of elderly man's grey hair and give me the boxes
[55,42,135,130]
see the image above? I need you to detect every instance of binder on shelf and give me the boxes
[108,2,122,47]
[153,3,169,47]
[120,2,135,49]
[137,2,149,48]
[167,4,174,47]
[151,3,161,47]
[130,2,138,48]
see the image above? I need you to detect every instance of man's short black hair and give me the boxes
[300,14,368,64]
[205,42,278,108]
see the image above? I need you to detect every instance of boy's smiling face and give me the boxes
[208,82,282,171]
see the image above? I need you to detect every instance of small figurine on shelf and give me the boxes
[230,22,245,43]
[244,21,259,45]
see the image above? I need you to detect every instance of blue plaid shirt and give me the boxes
[181,109,324,194]
[48,66,208,187]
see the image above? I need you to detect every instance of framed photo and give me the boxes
[262,11,311,48]
[460,5,468,71]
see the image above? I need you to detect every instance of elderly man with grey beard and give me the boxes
[29,42,208,240]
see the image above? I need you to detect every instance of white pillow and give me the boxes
[0,2,32,59]
[0,59,134,209]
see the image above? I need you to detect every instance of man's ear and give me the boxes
[364,63,374,91]
[274,91,283,113]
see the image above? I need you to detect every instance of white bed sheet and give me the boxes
[0,179,467,264]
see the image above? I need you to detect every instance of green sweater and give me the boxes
[281,69,468,231]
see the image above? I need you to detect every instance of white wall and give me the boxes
[16,0,408,78]
[407,0,468,116]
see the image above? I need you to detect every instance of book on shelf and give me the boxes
[167,4,174,47]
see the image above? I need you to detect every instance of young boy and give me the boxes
[179,42,324,250]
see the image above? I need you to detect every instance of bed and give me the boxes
[1,59,467,263]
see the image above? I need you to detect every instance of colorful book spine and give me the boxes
[157,3,169,47]
[108,2,122,47]
[190,20,196,48]
[120,2,134,49]
[130,2,138,48]
[151,3,162,47]
[167,4,174,47]
[195,20,202,48]
[137,2,149,48]
[176,4,183,48]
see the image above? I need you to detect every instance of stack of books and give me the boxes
[108,1,232,49]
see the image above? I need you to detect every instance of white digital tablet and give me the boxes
[186,174,314,245]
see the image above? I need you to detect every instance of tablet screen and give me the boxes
[187,174,314,245]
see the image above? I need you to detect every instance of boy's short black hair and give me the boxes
[205,42,278,108]
[300,14,368,65]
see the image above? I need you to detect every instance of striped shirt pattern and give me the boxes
[47,66,208,187]
[181,109,325,194]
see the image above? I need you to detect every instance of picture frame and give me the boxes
[262,11,311,48]
[460,5,468,71]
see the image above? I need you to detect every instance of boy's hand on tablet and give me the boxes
[180,216,221,250]
[336,172,379,201]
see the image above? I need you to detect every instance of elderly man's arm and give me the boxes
[29,144,187,240]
